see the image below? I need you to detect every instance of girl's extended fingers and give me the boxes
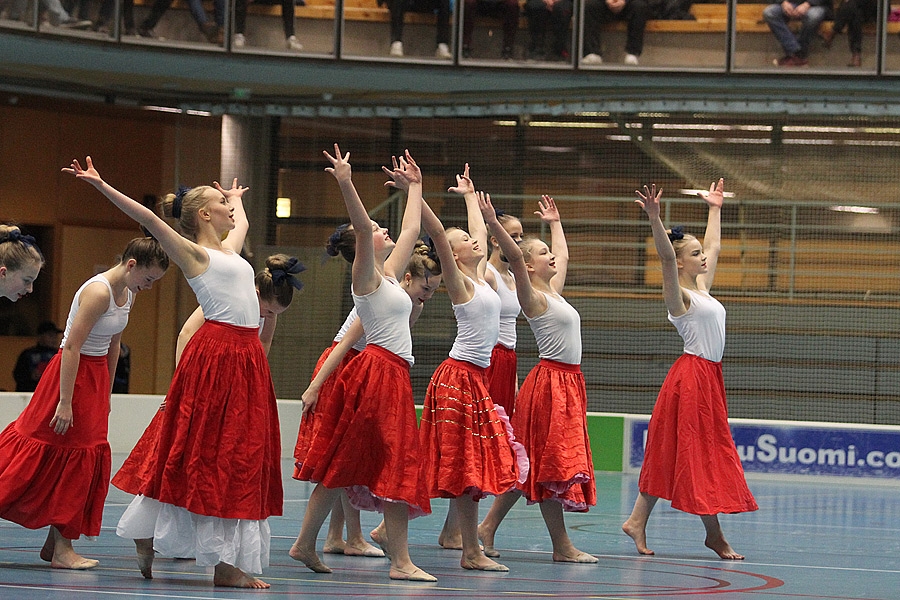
[392,156,399,169]
[323,149,337,163]
[85,156,93,169]
[324,167,335,175]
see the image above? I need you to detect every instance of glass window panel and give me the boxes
[342,0,456,61]
[122,0,229,48]
[0,0,38,30]
[232,0,335,55]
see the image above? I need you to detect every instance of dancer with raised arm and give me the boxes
[0,236,167,570]
[476,192,597,563]
[0,225,43,302]
[64,157,281,589]
[626,180,757,559]
[291,146,434,582]
[417,170,526,572]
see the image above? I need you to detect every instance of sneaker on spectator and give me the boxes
[287,35,302,50]
[233,33,246,47]
[56,17,92,28]
[435,42,451,59]
[390,41,403,56]
[581,53,603,65]
[624,53,639,65]
[773,54,808,66]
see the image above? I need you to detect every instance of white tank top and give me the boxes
[449,276,501,368]
[668,288,726,362]
[526,291,581,365]
[487,263,520,350]
[61,274,133,357]
[353,276,414,365]
[187,248,259,328]
[334,306,368,352]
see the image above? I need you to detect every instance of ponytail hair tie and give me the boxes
[270,257,306,290]
[494,208,506,218]
[6,229,37,248]
[173,185,191,219]
[421,234,439,262]
[667,226,685,243]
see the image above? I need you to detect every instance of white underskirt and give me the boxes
[116,495,271,574]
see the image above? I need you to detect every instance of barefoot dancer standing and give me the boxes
[625,180,757,560]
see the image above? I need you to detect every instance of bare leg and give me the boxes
[322,495,345,554]
[477,490,520,557]
[49,526,99,569]
[456,496,507,571]
[539,501,597,563]
[370,519,390,559]
[622,492,658,556]
[437,501,463,549]
[40,528,54,562]
[384,502,436,581]
[700,514,744,560]
[340,493,384,557]
[135,537,154,579]
[214,562,270,588]
[288,483,340,573]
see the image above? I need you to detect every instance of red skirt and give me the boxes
[296,345,430,518]
[0,352,112,539]
[112,320,282,520]
[419,358,527,500]
[639,354,758,516]
[292,342,360,473]
[513,359,595,512]
[486,344,517,416]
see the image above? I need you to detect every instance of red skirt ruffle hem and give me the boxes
[296,345,431,518]
[513,359,595,512]
[419,358,528,501]
[0,352,112,539]
[486,344,518,416]
[112,320,282,521]
[639,354,758,516]
[293,343,360,474]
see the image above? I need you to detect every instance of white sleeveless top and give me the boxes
[334,306,368,353]
[353,276,414,365]
[449,276,501,368]
[487,263,520,350]
[61,274,133,356]
[187,248,259,328]
[668,288,726,362]
[526,291,582,365]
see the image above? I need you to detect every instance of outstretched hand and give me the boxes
[698,178,725,208]
[476,191,498,224]
[61,156,104,188]
[535,195,560,223]
[635,184,663,219]
[448,163,475,196]
[214,178,249,200]
[324,143,352,182]
[383,150,422,191]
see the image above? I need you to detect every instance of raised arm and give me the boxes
[175,305,205,365]
[696,178,724,292]
[324,144,381,296]
[420,200,473,305]
[301,318,364,416]
[383,151,423,280]
[217,178,251,254]
[635,184,686,317]
[449,164,489,281]
[63,157,207,276]
[478,192,547,318]
[537,196,568,294]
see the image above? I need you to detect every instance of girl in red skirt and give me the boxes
[64,157,280,589]
[627,180,757,559]
[295,240,440,558]
[0,236,167,570]
[477,193,597,563]
[0,224,43,302]
[417,169,526,572]
[484,208,523,417]
[291,145,435,581]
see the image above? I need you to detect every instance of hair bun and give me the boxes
[667,226,685,243]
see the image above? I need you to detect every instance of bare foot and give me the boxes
[135,539,154,579]
[390,565,437,581]
[705,535,744,560]
[214,563,271,588]
[344,540,385,557]
[438,531,463,550]
[370,526,391,560]
[288,544,333,573]
[50,548,99,570]
[622,520,654,556]
[322,538,347,554]
[553,550,599,563]
[477,523,500,558]
[461,554,508,572]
